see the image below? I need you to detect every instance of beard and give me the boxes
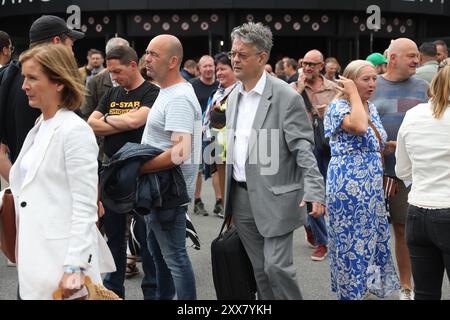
[304,73,317,82]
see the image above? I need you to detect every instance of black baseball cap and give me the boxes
[29,15,85,43]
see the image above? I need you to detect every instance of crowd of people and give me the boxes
[0,15,449,300]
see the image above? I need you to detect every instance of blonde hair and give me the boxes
[335,60,375,99]
[19,44,84,110]
[429,59,450,119]
[342,60,374,80]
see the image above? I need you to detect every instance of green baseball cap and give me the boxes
[366,52,388,66]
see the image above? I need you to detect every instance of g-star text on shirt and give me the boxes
[110,101,141,108]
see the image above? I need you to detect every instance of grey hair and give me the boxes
[105,37,129,55]
[231,22,273,58]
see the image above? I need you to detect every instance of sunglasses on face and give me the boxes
[302,61,322,67]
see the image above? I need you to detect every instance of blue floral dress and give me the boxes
[324,99,400,300]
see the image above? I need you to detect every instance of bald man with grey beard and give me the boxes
[371,38,429,301]
[292,49,338,262]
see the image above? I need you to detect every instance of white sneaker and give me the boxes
[7,259,16,267]
[399,288,414,300]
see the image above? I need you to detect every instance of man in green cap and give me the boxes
[366,52,388,74]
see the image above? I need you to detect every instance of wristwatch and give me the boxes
[63,265,82,273]
[103,113,109,123]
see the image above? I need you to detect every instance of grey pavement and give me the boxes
[1,181,449,300]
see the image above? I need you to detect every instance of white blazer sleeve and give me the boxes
[395,117,412,181]
[62,123,99,269]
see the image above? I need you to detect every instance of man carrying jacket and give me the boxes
[140,34,202,300]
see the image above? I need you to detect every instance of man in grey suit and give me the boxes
[224,22,326,300]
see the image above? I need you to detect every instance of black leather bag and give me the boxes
[301,91,331,157]
[211,220,257,300]
[312,114,331,157]
[210,108,226,129]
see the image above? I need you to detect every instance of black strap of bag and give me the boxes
[300,90,331,157]
[300,89,314,114]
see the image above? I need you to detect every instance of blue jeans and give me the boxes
[145,205,197,300]
[103,209,157,299]
[306,203,328,246]
[146,228,176,299]
[406,205,450,300]
[306,147,329,247]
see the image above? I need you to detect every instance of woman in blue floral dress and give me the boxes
[324,60,399,300]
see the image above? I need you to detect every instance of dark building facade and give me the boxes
[1,0,449,66]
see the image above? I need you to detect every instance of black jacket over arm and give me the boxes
[100,142,190,215]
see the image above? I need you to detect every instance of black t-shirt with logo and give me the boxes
[96,81,159,157]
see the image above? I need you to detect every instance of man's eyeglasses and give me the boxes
[302,61,322,67]
[227,51,262,61]
[9,45,14,54]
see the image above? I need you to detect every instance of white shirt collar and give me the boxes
[239,71,267,96]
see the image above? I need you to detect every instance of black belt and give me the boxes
[233,179,247,190]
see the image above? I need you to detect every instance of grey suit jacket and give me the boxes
[224,73,325,237]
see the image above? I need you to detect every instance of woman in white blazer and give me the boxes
[0,44,114,299]
[395,59,450,300]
